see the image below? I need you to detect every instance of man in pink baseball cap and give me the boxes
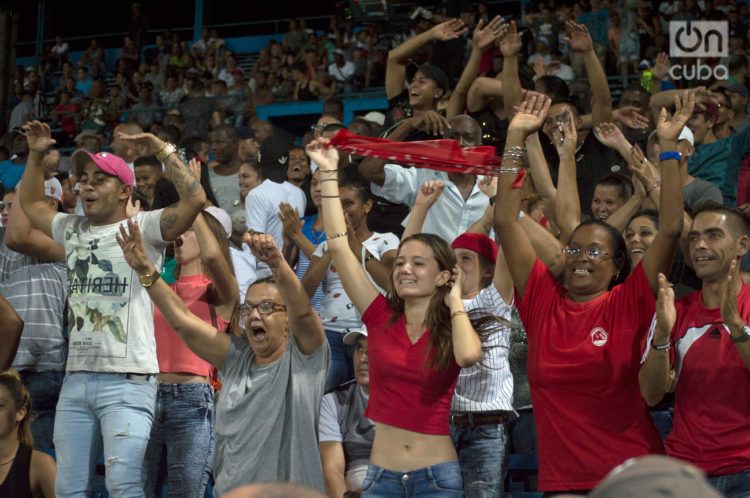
[17,120,207,497]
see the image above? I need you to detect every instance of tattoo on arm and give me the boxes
[164,155,203,198]
[160,208,179,231]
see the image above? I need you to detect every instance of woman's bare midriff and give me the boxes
[157,372,211,384]
[369,422,458,472]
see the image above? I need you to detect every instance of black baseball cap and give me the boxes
[407,62,450,93]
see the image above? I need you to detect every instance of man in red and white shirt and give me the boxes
[640,205,750,498]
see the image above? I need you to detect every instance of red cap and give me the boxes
[451,233,498,263]
[71,150,135,187]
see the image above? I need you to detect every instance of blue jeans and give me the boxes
[142,383,214,498]
[325,329,355,392]
[54,372,157,498]
[508,409,538,492]
[19,370,64,449]
[450,421,508,498]
[649,408,673,442]
[707,469,750,498]
[362,461,464,497]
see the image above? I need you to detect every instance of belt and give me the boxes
[125,373,154,381]
[451,411,513,428]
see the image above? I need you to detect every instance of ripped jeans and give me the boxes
[54,372,157,498]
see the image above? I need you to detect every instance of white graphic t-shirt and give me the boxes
[313,232,399,334]
[52,210,168,373]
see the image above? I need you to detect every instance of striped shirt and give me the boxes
[0,231,67,371]
[452,283,518,413]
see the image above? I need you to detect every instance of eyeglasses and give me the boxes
[563,245,611,261]
[239,301,287,317]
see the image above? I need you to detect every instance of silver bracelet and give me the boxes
[498,167,521,174]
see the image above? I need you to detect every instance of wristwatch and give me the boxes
[731,324,750,344]
[139,268,161,288]
[155,143,177,163]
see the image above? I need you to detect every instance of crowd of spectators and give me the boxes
[1,1,750,498]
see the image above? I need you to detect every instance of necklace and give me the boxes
[0,455,15,466]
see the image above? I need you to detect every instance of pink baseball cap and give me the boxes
[71,149,135,187]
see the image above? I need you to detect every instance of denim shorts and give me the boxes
[362,461,464,497]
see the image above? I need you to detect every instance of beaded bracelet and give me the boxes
[450,310,468,319]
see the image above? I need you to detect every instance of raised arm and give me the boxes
[525,133,558,221]
[642,91,693,294]
[402,180,445,240]
[116,219,230,369]
[0,295,23,370]
[446,266,482,367]
[248,234,325,355]
[386,19,467,99]
[307,139,379,314]
[495,95,552,297]
[6,181,65,261]
[566,21,613,126]
[301,252,331,298]
[639,273,674,406]
[193,211,239,321]
[18,121,59,238]
[466,76,503,114]
[499,22,524,119]
[115,132,207,241]
[594,121,634,162]
[447,17,505,119]
[552,112,581,242]
[519,212,565,277]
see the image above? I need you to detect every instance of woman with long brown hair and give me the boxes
[306,138,483,497]
[0,371,55,497]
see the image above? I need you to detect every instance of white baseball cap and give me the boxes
[203,206,232,238]
[678,126,694,146]
[44,177,63,201]
[342,326,368,345]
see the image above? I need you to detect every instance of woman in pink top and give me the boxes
[142,205,238,497]
[307,138,484,497]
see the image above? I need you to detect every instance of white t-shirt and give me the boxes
[51,210,168,373]
[245,179,306,277]
[328,61,356,82]
[313,232,399,333]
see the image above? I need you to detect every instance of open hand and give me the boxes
[115,219,152,274]
[509,94,552,137]
[613,106,650,130]
[594,122,629,150]
[656,90,695,143]
[719,259,745,332]
[497,21,522,57]
[655,273,676,339]
[629,144,659,191]
[652,52,670,81]
[115,132,168,157]
[431,18,468,41]
[278,202,303,240]
[473,16,506,51]
[22,121,56,153]
[565,21,593,53]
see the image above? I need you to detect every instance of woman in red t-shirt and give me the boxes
[307,139,484,497]
[494,93,694,493]
[142,204,238,497]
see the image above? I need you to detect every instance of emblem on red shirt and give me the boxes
[590,327,608,347]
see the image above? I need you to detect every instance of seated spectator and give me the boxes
[319,328,374,497]
[73,129,104,153]
[50,35,69,69]
[50,91,79,145]
[143,62,164,93]
[74,67,92,97]
[117,229,328,496]
[8,91,33,132]
[130,82,162,130]
[0,371,56,497]
[179,79,216,140]
[292,63,323,102]
[159,75,186,111]
[328,50,357,93]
